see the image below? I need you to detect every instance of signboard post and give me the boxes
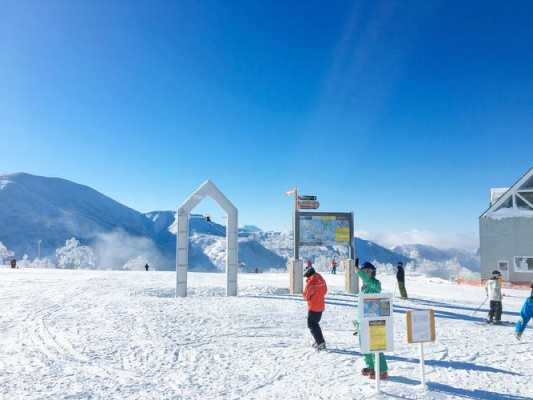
[359,293,394,395]
[406,310,436,391]
[286,189,357,294]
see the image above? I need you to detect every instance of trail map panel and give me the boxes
[297,212,353,247]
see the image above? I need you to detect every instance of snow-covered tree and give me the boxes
[122,255,150,271]
[0,242,15,265]
[25,257,56,269]
[56,238,96,269]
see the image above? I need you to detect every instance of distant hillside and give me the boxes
[249,231,411,268]
[393,244,480,272]
[0,173,155,258]
[1,173,475,277]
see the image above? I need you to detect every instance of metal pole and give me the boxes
[471,297,488,317]
[419,342,427,391]
[375,352,381,394]
[293,187,299,260]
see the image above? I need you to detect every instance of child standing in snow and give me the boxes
[355,259,389,379]
[515,282,533,340]
[486,270,503,324]
[303,261,328,351]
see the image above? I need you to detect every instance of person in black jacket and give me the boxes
[396,262,408,299]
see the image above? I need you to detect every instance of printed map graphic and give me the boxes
[299,214,350,246]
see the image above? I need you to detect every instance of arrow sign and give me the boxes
[298,200,320,209]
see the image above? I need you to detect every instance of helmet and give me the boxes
[362,262,376,272]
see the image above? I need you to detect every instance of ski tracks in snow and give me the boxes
[0,269,532,400]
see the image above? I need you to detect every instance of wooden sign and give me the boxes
[297,200,320,209]
[406,310,436,343]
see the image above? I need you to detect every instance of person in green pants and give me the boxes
[355,258,389,379]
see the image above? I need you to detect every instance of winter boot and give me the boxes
[361,368,373,376]
[316,342,326,352]
[369,371,389,380]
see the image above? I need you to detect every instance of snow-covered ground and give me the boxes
[0,268,531,400]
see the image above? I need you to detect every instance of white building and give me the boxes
[479,167,533,283]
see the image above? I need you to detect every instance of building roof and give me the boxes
[481,167,533,219]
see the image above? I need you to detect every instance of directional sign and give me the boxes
[298,200,320,209]
[299,195,317,201]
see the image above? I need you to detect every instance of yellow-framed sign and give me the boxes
[359,293,394,353]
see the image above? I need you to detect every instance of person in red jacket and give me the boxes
[303,261,328,351]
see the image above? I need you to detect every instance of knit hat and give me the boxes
[362,262,376,272]
[303,265,316,278]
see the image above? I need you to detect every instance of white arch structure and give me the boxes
[176,180,238,297]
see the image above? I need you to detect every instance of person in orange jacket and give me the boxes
[303,261,328,351]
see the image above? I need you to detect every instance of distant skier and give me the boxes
[396,261,408,299]
[303,261,327,351]
[515,282,533,340]
[331,258,337,275]
[145,263,149,271]
[486,270,503,324]
[355,258,389,379]
[10,259,16,269]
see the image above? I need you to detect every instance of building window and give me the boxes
[495,196,512,211]
[498,261,509,271]
[518,192,533,206]
[516,195,533,210]
[514,257,533,272]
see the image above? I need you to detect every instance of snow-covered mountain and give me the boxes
[0,172,478,278]
[0,173,155,258]
[393,244,480,272]
[250,230,411,268]
[0,173,284,271]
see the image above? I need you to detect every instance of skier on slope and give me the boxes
[396,261,408,299]
[486,270,503,324]
[303,261,328,351]
[515,282,533,340]
[331,258,337,275]
[355,258,389,380]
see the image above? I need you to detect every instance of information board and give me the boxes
[296,212,353,246]
[359,293,394,353]
[406,310,436,343]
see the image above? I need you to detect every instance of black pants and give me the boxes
[488,300,502,322]
[307,311,325,345]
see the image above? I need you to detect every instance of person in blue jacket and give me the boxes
[515,282,533,340]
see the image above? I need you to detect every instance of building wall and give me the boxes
[480,217,533,283]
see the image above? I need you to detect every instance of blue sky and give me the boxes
[2,1,533,249]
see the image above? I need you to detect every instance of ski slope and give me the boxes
[0,268,531,400]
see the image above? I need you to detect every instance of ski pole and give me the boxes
[471,297,488,317]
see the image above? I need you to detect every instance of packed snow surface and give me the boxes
[0,268,531,400]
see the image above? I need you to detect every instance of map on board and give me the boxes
[298,213,351,246]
